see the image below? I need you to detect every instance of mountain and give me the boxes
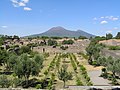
[29,26,95,38]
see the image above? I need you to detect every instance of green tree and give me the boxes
[0,49,8,66]
[13,53,42,85]
[86,39,98,64]
[106,58,120,85]
[96,56,107,66]
[115,32,120,39]
[86,39,104,65]
[60,46,68,50]
[19,46,31,54]
[106,33,113,40]
[50,36,62,39]
[6,53,18,70]
[62,39,74,45]
[0,38,4,46]
[94,36,106,41]
[41,36,49,39]
[115,61,120,76]
[78,36,87,39]
[13,35,19,40]
[107,56,117,78]
[47,39,57,46]
[33,54,44,68]
[58,64,72,88]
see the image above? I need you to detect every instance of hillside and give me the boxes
[29,26,95,38]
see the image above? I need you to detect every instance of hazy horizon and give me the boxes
[1,0,120,36]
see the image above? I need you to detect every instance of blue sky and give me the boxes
[0,0,120,36]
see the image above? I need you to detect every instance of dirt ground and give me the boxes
[99,39,120,46]
[33,40,90,54]
[101,48,120,59]
[32,39,112,88]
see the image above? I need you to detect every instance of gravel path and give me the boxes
[88,70,111,86]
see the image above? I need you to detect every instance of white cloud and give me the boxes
[24,7,32,11]
[93,16,119,24]
[11,0,18,3]
[104,16,119,21]
[1,26,8,28]
[11,0,18,7]
[11,0,29,7]
[11,0,32,11]
[22,0,29,3]
[101,17,104,19]
[108,16,113,20]
[19,2,26,6]
[12,4,18,7]
[112,17,119,21]
[100,20,108,24]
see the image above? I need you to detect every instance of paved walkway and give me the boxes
[88,70,111,86]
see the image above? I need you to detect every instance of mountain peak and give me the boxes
[49,26,66,31]
[29,26,95,38]
[76,29,84,32]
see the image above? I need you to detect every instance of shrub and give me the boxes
[92,61,98,66]
[83,73,88,78]
[72,53,79,65]
[27,43,38,48]
[69,54,77,71]
[48,39,57,46]
[87,81,93,86]
[107,74,113,80]
[76,77,83,86]
[62,39,74,45]
[86,76,90,82]
[44,70,48,76]
[51,73,55,80]
[60,46,68,50]
[100,72,108,79]
[35,84,42,89]
[100,68,108,79]
[0,75,11,88]
[12,78,24,88]
[67,72,73,80]
[111,78,118,85]
[109,46,120,50]
[80,65,86,71]
[19,46,31,54]
[43,53,50,58]
[78,36,87,39]
[78,52,88,59]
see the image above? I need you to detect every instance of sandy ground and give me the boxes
[84,65,104,71]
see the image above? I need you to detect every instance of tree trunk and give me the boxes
[63,81,65,88]
[25,75,29,86]
[26,78,28,86]
[88,56,92,64]
[113,71,116,78]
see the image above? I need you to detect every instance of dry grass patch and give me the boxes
[84,65,104,71]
